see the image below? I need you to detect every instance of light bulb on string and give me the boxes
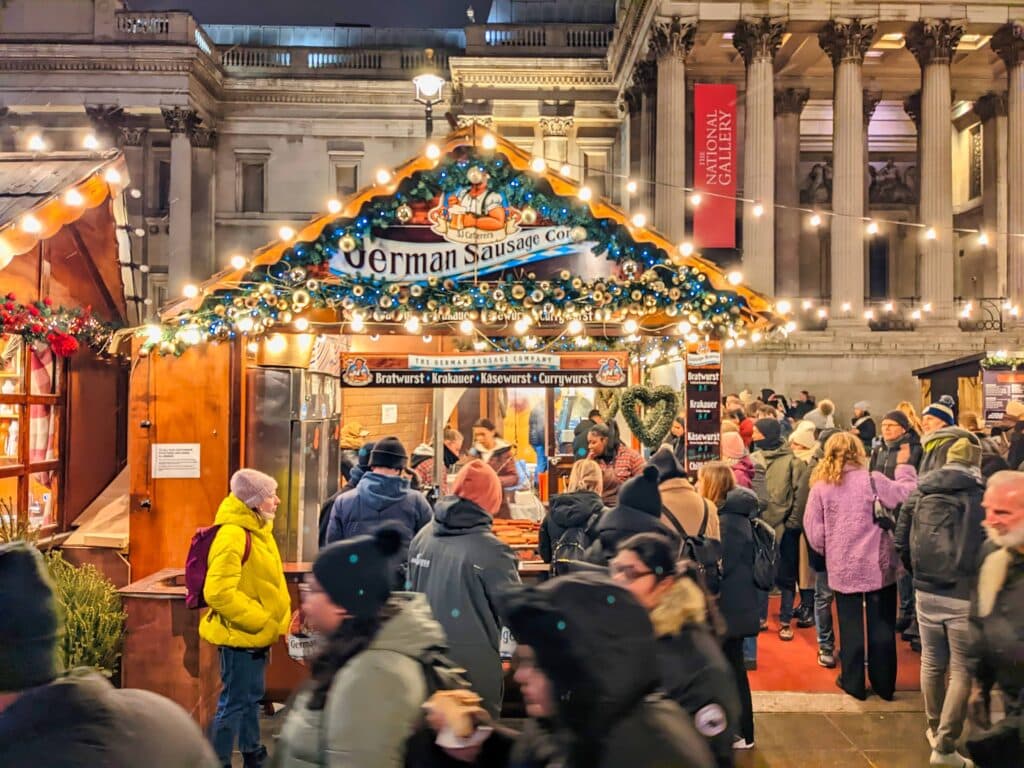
[481,133,497,150]
[802,300,813,310]
[27,135,46,152]
[459,319,474,335]
[182,283,199,299]
[64,189,84,206]
[404,315,421,334]
[679,241,694,257]
[278,226,295,241]
[237,316,254,333]
[866,221,879,235]
[422,335,433,343]
[775,300,792,314]
[809,213,822,228]
[129,188,143,199]
[104,168,122,185]
[978,231,989,246]
[677,321,691,335]
[327,199,342,214]
[623,318,639,334]
[577,186,592,202]
[560,163,571,176]
[630,213,647,228]
[689,193,702,207]
[751,203,764,218]
[513,317,531,335]
[294,318,310,332]
[727,271,743,286]
[567,319,584,336]
[817,308,828,319]
[230,254,248,270]
[425,143,441,160]
[530,157,546,173]
[82,134,100,151]
[350,314,366,333]
[626,180,638,195]
[784,321,797,333]
[725,339,736,350]
[925,227,937,240]
[375,168,393,185]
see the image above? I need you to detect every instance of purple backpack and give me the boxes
[185,524,252,609]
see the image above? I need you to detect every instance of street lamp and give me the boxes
[412,48,445,139]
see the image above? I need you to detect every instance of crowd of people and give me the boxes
[1,388,1023,768]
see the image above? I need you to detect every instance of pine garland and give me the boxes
[0,293,115,357]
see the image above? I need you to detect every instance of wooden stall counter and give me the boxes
[120,563,311,729]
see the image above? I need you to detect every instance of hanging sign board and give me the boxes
[982,368,1024,423]
[684,341,722,475]
[340,352,629,388]
[693,84,737,248]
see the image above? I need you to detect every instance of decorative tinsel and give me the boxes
[0,293,114,357]
[981,355,1024,370]
[145,148,757,354]
[620,385,680,448]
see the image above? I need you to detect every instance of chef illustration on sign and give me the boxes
[448,167,506,231]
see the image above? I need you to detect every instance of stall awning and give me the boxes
[155,126,780,354]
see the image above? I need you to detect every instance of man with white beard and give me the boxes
[965,471,1024,767]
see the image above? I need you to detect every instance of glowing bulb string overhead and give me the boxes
[149,126,780,355]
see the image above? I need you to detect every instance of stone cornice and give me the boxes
[649,16,697,63]
[818,18,877,66]
[974,91,1008,122]
[906,19,967,67]
[734,17,786,66]
[774,87,809,116]
[539,116,573,137]
[991,21,1024,70]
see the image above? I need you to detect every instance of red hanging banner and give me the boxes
[693,84,737,248]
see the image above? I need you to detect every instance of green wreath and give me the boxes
[620,385,679,448]
[596,389,621,422]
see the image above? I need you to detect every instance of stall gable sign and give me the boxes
[684,342,722,475]
[328,171,588,282]
[341,352,628,388]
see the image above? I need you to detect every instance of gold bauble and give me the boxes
[306,279,319,291]
[387,284,401,295]
[527,272,536,280]
[397,294,409,305]
[232,297,245,308]
[631,290,643,301]
[443,279,456,291]
[669,288,681,301]
[697,274,707,283]
[428,276,440,287]
[245,296,260,309]
[410,284,424,297]
[570,226,587,243]
[427,300,439,311]
[291,290,311,310]
[341,297,355,310]
[530,289,544,303]
[645,295,657,307]
[539,281,550,291]
[493,289,505,301]
[622,260,639,275]
[396,204,413,223]
[571,277,583,290]
[353,285,366,298]
[290,267,307,283]
[214,304,226,316]
[553,288,566,300]
[265,295,278,307]
[339,234,357,252]
[511,285,527,300]
[258,283,274,295]
[379,296,393,309]
[641,270,657,282]
[593,291,605,304]
[666,305,679,317]
[521,206,538,225]
[559,270,571,281]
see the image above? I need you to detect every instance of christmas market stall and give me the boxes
[120,126,780,722]
[0,150,133,574]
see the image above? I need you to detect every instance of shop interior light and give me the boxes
[425,143,441,160]
[1003,300,1013,310]
[567,319,584,336]
[689,193,702,207]
[369,333,380,341]
[752,203,764,218]
[1012,306,1021,318]
[737,338,747,348]
[27,135,46,152]
[775,300,792,314]
[278,226,295,241]
[182,283,199,299]
[375,168,393,185]
[679,241,694,257]
[20,214,42,233]
[575,336,592,347]
[64,189,84,206]
[350,314,366,333]
[577,186,592,202]
[925,227,937,240]
[246,341,259,354]
[559,163,571,176]
[129,188,143,199]
[978,231,989,246]
[82,134,100,151]
[481,133,497,150]
[866,221,879,235]
[266,334,287,354]
[104,168,122,185]
[626,180,638,195]
[630,212,647,228]
[327,199,342,214]
[530,157,546,173]
[646,348,662,364]
[405,315,421,334]
[294,318,310,332]
[809,213,822,227]
[997,349,1010,358]
[669,346,682,357]
[230,254,248,270]
[524,336,538,349]
[727,270,743,286]
[685,332,699,344]
[459,318,474,335]
[883,302,894,312]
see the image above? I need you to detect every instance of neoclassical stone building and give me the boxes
[2,0,1023,408]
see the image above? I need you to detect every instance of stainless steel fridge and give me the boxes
[245,367,339,562]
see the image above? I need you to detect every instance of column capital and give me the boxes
[191,125,217,149]
[974,92,1008,122]
[456,115,494,129]
[906,19,966,67]
[903,91,922,129]
[539,116,573,138]
[733,17,786,66]
[161,106,199,135]
[863,90,882,126]
[818,18,877,66]
[630,58,657,93]
[991,21,1024,69]
[774,87,809,116]
[85,104,126,145]
[118,126,146,147]
[649,15,696,63]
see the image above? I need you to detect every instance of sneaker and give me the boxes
[895,616,912,633]
[242,746,269,768]
[929,749,974,767]
[779,624,794,641]
[732,737,755,750]
[796,613,816,629]
[744,658,757,671]
[818,649,837,668]
[910,639,922,653]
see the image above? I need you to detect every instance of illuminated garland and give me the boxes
[0,293,114,357]
[148,149,756,354]
[981,355,1024,370]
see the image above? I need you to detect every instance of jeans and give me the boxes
[211,646,267,764]
[777,529,799,624]
[814,570,835,652]
[723,637,755,743]
[917,591,973,756]
[834,584,898,701]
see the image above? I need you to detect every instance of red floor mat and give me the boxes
[748,596,922,692]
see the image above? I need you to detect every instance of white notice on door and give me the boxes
[381,404,398,425]
[151,443,201,479]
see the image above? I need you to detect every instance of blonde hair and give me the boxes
[568,459,603,495]
[697,461,735,506]
[897,401,924,435]
[811,432,866,486]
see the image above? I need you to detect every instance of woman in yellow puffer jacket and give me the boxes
[202,469,291,768]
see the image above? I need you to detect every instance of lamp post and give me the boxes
[412,48,445,139]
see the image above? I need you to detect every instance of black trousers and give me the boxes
[722,636,754,743]
[834,584,898,700]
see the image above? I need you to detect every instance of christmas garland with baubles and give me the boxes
[0,293,114,357]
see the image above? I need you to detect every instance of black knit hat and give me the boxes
[754,417,782,446]
[882,410,911,432]
[615,464,662,517]
[312,526,404,619]
[0,542,63,692]
[356,441,376,470]
[369,436,407,470]
[648,445,686,483]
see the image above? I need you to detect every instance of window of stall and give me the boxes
[0,334,63,532]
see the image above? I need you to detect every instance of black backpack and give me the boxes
[550,515,597,572]
[664,500,723,594]
[910,492,966,589]
[750,517,778,591]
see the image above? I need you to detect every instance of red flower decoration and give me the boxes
[5,293,14,301]
[43,297,53,307]
[46,332,79,357]
[27,305,40,317]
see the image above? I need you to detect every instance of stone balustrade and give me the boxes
[465,24,613,55]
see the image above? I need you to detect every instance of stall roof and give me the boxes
[159,125,778,349]
[912,353,986,378]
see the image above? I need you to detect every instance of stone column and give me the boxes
[774,88,809,298]
[539,117,572,172]
[907,19,965,320]
[618,96,631,206]
[992,22,1024,305]
[819,18,876,319]
[975,93,1009,298]
[863,90,882,210]
[632,60,657,212]
[162,107,198,297]
[191,126,217,282]
[734,17,784,296]
[649,16,696,243]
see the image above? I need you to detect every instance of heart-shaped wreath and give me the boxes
[596,389,620,423]
[620,385,680,448]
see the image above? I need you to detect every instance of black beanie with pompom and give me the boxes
[312,524,404,619]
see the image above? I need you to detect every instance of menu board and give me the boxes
[982,368,1024,423]
[684,342,722,476]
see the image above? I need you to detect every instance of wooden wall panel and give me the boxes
[339,385,434,450]
[129,341,238,579]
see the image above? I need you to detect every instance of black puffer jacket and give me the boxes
[501,573,716,768]
[539,490,606,563]
[717,487,761,639]
[869,431,923,478]
[584,505,678,565]
[651,579,740,768]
